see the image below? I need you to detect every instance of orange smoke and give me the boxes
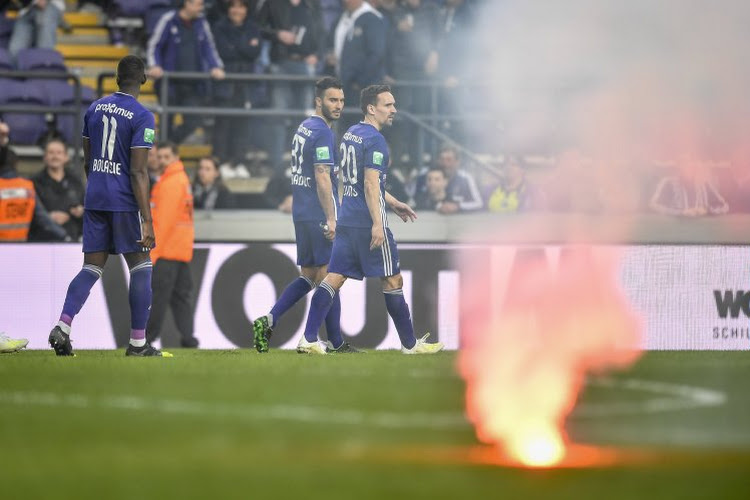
[458,247,642,468]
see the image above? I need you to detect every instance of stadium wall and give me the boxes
[1,242,748,350]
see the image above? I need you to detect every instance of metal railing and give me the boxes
[96,71,495,173]
[0,70,84,165]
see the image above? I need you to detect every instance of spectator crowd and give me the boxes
[2,0,750,246]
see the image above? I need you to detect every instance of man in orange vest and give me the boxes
[146,142,197,347]
[0,121,66,243]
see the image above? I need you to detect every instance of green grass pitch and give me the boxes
[1,350,749,499]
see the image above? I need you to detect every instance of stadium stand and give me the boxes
[16,47,67,71]
[1,79,48,145]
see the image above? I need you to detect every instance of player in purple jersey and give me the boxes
[252,77,361,354]
[48,56,169,357]
[299,85,444,354]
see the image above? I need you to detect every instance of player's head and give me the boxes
[116,55,147,89]
[437,143,460,177]
[361,84,396,128]
[43,138,69,171]
[156,142,179,169]
[180,0,205,19]
[314,77,344,123]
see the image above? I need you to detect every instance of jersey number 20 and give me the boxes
[339,143,358,184]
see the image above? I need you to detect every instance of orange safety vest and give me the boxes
[150,161,194,263]
[0,177,36,242]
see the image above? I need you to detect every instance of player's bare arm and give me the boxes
[364,168,385,250]
[384,191,417,222]
[130,147,155,249]
[314,163,337,240]
[82,137,92,180]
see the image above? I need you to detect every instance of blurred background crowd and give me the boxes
[1,0,749,244]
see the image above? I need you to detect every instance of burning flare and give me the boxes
[458,247,642,467]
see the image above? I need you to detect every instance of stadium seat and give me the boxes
[56,84,96,144]
[112,0,151,17]
[0,46,13,70]
[0,15,13,50]
[1,79,48,144]
[16,48,67,72]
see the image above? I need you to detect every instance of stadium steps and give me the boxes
[58,27,109,45]
[56,44,129,60]
[63,12,101,28]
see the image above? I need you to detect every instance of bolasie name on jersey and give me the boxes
[92,158,122,175]
[94,103,135,120]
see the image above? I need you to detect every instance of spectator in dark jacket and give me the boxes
[147,0,226,143]
[332,0,386,127]
[387,0,439,164]
[414,166,454,211]
[257,0,325,169]
[193,156,235,209]
[32,138,85,240]
[412,144,483,213]
[212,0,262,174]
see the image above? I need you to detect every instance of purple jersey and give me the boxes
[337,122,390,228]
[291,115,339,222]
[82,92,155,211]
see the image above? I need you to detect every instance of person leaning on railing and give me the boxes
[146,0,225,144]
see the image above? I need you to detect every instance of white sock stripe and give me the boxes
[82,264,103,278]
[379,196,392,275]
[320,282,336,298]
[383,288,403,295]
[301,276,316,288]
[129,261,153,274]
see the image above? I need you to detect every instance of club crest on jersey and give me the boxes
[316,146,330,161]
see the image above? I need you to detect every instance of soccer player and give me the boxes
[299,84,444,354]
[253,77,361,354]
[48,55,168,357]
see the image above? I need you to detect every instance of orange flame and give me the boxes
[458,247,642,468]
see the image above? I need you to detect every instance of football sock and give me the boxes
[129,260,152,347]
[303,281,336,342]
[270,276,315,328]
[324,291,343,349]
[384,289,416,349]
[59,264,103,330]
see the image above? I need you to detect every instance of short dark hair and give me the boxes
[156,141,178,155]
[315,76,343,99]
[360,84,392,115]
[116,55,146,87]
[427,166,446,177]
[199,155,219,168]
[44,137,67,151]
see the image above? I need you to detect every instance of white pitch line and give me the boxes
[0,391,466,430]
[572,377,727,418]
[0,378,727,430]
